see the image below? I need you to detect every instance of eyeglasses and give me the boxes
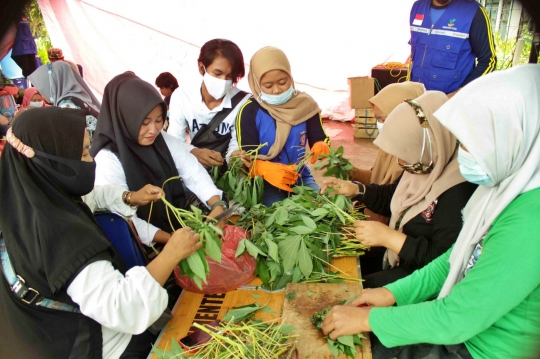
[398,99,433,175]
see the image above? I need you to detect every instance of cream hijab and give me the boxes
[368,82,426,184]
[436,65,540,298]
[247,47,320,160]
[374,91,465,266]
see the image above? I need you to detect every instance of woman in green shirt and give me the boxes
[321,65,540,359]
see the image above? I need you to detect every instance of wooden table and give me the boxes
[150,256,371,358]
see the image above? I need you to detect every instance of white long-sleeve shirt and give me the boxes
[94,131,222,245]
[83,185,137,216]
[167,83,251,161]
[67,261,167,359]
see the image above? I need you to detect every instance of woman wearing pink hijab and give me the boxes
[21,88,46,109]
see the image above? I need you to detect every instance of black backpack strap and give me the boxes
[201,90,248,134]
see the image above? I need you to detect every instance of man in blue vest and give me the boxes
[407,0,496,97]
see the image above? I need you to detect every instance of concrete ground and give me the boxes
[308,119,379,183]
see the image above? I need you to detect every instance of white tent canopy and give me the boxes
[38,0,414,120]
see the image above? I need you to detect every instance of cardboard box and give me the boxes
[353,116,378,139]
[348,76,375,108]
[354,108,374,119]
[353,125,378,139]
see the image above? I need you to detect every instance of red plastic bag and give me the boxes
[174,225,257,294]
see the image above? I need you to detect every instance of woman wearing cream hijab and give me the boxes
[236,46,330,206]
[350,82,425,186]
[321,91,477,287]
[351,82,425,234]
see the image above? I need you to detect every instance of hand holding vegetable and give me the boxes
[320,178,360,197]
[348,288,396,308]
[251,160,299,192]
[164,227,202,262]
[230,149,251,168]
[321,305,372,339]
[130,184,164,206]
[191,147,224,168]
[310,141,331,164]
[354,220,407,250]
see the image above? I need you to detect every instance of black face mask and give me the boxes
[32,151,96,197]
[436,0,451,5]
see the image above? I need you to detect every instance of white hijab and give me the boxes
[435,64,540,298]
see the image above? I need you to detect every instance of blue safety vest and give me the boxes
[409,0,479,93]
[11,16,37,56]
[255,108,312,178]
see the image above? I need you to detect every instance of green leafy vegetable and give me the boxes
[314,145,354,180]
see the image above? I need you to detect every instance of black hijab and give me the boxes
[0,107,115,295]
[91,73,185,231]
[0,107,121,359]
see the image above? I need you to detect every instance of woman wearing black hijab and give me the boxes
[0,107,202,359]
[91,73,225,246]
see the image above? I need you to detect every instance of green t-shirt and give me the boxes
[370,187,540,359]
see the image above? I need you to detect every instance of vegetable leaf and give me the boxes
[186,251,206,281]
[278,236,301,272]
[279,324,296,334]
[301,215,317,230]
[223,303,261,323]
[265,236,280,263]
[298,239,313,278]
[284,291,296,301]
[245,240,267,259]
[290,226,313,235]
[235,239,247,258]
[205,234,222,263]
[337,334,355,348]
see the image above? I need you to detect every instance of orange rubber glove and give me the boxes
[310,141,331,164]
[252,160,300,192]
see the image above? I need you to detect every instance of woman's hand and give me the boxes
[206,196,226,228]
[147,227,201,285]
[165,227,202,262]
[354,221,407,250]
[129,184,164,206]
[230,150,251,168]
[191,148,224,168]
[207,206,225,229]
[349,288,396,308]
[320,178,360,197]
[321,306,372,339]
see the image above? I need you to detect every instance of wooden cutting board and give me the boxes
[282,283,372,359]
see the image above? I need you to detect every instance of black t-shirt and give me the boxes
[358,177,477,273]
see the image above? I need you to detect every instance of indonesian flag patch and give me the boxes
[413,14,424,26]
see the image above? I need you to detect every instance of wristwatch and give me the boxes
[210,200,228,211]
[352,181,366,197]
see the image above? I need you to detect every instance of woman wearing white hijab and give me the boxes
[320,65,540,359]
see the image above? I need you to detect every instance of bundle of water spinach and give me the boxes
[235,186,368,290]
[314,145,354,180]
[212,143,267,209]
[157,185,223,290]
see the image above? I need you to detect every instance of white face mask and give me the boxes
[203,67,233,100]
[376,121,384,135]
[29,101,43,107]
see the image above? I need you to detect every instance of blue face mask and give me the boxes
[260,86,295,106]
[457,147,495,187]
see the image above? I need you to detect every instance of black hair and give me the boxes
[155,72,179,91]
[197,39,245,84]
